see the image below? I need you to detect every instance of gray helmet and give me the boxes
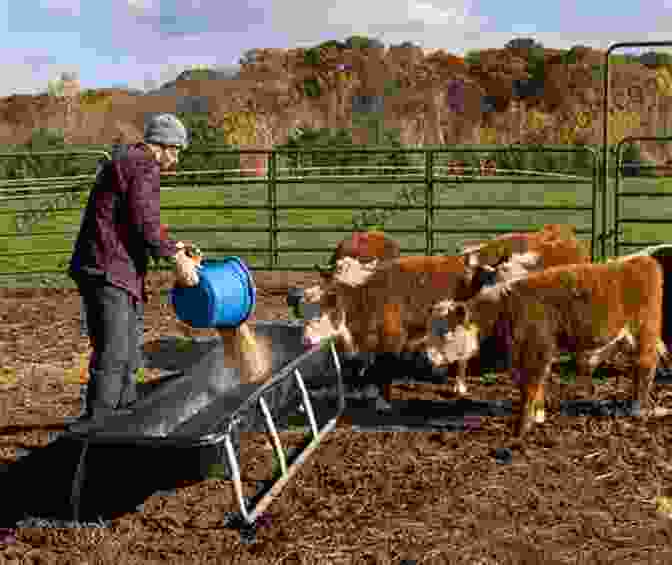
[144,113,189,149]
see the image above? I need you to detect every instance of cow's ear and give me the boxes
[459,240,486,254]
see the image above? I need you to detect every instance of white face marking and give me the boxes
[425,302,480,367]
[331,257,378,287]
[495,252,542,282]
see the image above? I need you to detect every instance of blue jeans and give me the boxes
[76,275,144,416]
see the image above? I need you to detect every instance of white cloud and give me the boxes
[126,0,154,10]
[263,0,487,51]
[408,1,471,27]
[40,0,82,17]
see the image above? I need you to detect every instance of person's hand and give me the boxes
[173,242,201,287]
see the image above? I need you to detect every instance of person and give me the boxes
[68,113,200,421]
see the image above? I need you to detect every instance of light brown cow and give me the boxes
[460,224,591,281]
[303,255,496,404]
[425,255,664,437]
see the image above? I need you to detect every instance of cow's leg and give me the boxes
[576,329,636,400]
[633,365,656,418]
[516,367,550,437]
[634,331,658,418]
[513,340,552,437]
[336,324,357,356]
[376,303,406,407]
[455,360,468,396]
[574,354,596,401]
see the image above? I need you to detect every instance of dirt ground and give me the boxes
[2,269,672,564]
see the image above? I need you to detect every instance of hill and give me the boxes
[1,39,671,166]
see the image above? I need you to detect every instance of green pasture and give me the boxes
[2,170,672,288]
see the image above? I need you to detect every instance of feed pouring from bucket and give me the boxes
[170,254,272,384]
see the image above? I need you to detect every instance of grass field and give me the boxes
[2,165,672,288]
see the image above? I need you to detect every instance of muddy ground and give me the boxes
[2,270,672,564]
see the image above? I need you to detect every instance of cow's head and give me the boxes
[330,256,379,287]
[425,299,480,367]
[494,251,543,283]
[461,238,517,272]
[425,283,512,367]
[300,282,357,353]
[301,257,380,352]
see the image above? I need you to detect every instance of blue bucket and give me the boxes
[170,256,256,328]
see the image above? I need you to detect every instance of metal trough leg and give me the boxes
[223,434,250,524]
[294,368,319,440]
[259,396,288,477]
[69,439,90,523]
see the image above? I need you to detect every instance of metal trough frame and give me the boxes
[60,339,345,537]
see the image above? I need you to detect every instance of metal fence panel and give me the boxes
[612,136,672,256]
[600,40,672,259]
[0,146,600,285]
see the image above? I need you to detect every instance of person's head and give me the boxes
[143,113,188,171]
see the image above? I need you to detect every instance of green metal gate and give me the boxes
[601,40,672,258]
[612,136,672,257]
[0,145,600,285]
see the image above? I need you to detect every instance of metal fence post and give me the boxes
[269,150,278,269]
[425,149,434,256]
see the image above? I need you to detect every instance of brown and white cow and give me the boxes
[425,255,664,437]
[460,224,591,282]
[302,255,496,404]
[302,230,401,306]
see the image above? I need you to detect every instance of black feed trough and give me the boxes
[0,320,345,541]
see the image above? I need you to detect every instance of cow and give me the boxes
[302,255,497,406]
[460,224,591,279]
[425,255,664,437]
[457,224,592,374]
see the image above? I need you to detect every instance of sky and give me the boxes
[1,0,671,97]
